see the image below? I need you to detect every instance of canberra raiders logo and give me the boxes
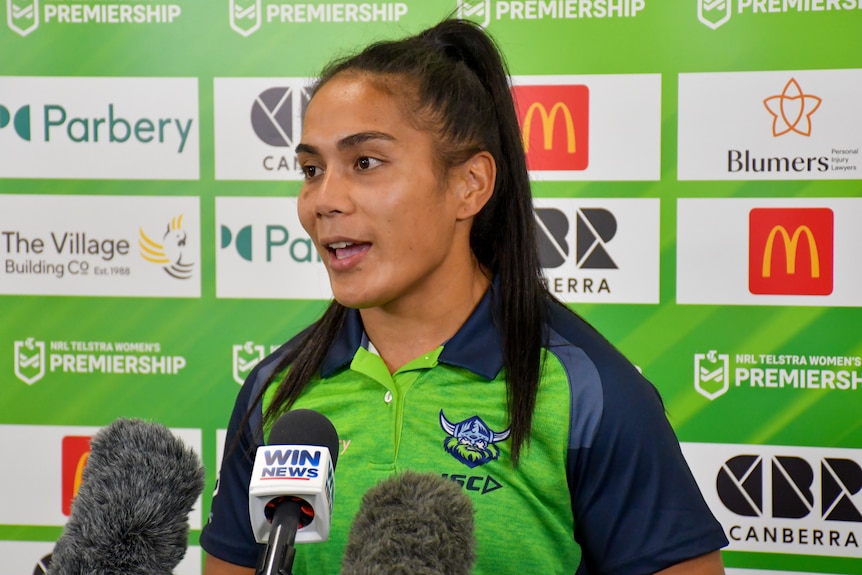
[439,410,511,468]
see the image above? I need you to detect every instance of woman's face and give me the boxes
[296,73,478,312]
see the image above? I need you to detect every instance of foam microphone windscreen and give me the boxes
[341,471,475,575]
[49,418,205,575]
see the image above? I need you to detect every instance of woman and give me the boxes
[201,19,728,575]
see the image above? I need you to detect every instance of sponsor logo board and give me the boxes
[534,198,660,303]
[677,198,862,306]
[458,0,646,26]
[693,350,861,401]
[10,337,187,385]
[213,78,312,181]
[697,0,862,30]
[229,1,408,36]
[682,442,862,558]
[0,195,200,297]
[216,196,331,299]
[0,424,202,528]
[0,76,198,179]
[513,75,660,181]
[678,70,862,180]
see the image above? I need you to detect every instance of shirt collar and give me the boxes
[320,282,504,380]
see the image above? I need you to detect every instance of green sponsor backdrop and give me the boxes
[1,1,861,573]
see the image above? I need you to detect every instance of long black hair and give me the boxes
[260,19,548,464]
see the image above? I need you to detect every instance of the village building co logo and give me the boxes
[6,0,39,36]
[14,337,45,385]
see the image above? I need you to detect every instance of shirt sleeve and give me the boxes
[199,370,265,567]
[567,355,728,575]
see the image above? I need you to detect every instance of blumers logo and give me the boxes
[6,0,39,36]
[748,208,833,296]
[691,349,862,401]
[512,84,588,172]
[694,350,730,400]
[61,435,91,516]
[215,197,332,299]
[230,0,260,36]
[764,78,822,137]
[678,70,862,181]
[681,443,862,558]
[13,337,45,385]
[533,198,659,303]
[458,0,645,25]
[139,214,195,280]
[229,1,407,36]
[0,78,199,180]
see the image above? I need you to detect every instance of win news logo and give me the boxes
[511,84,589,172]
[749,208,834,296]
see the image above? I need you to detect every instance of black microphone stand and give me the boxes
[256,499,305,575]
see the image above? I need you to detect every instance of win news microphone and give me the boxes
[341,471,476,575]
[249,409,340,575]
[48,418,205,575]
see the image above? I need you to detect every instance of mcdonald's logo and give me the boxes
[511,84,589,171]
[61,435,92,516]
[749,208,833,296]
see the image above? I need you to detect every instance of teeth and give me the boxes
[328,241,354,249]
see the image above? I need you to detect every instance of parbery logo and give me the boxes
[0,104,31,140]
[6,0,39,36]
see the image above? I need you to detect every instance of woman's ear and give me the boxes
[455,151,496,220]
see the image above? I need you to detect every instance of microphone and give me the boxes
[341,471,476,575]
[48,418,205,575]
[248,409,340,575]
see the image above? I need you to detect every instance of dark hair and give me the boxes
[260,19,548,464]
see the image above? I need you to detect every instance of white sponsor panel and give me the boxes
[678,69,862,180]
[677,198,862,306]
[0,76,198,179]
[216,196,332,299]
[1,541,201,575]
[0,195,200,297]
[213,77,313,181]
[0,424,202,529]
[514,75,661,181]
[533,198,660,303]
[681,442,862,559]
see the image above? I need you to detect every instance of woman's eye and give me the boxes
[302,165,321,179]
[356,157,381,171]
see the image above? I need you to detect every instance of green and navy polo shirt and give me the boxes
[201,286,727,574]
